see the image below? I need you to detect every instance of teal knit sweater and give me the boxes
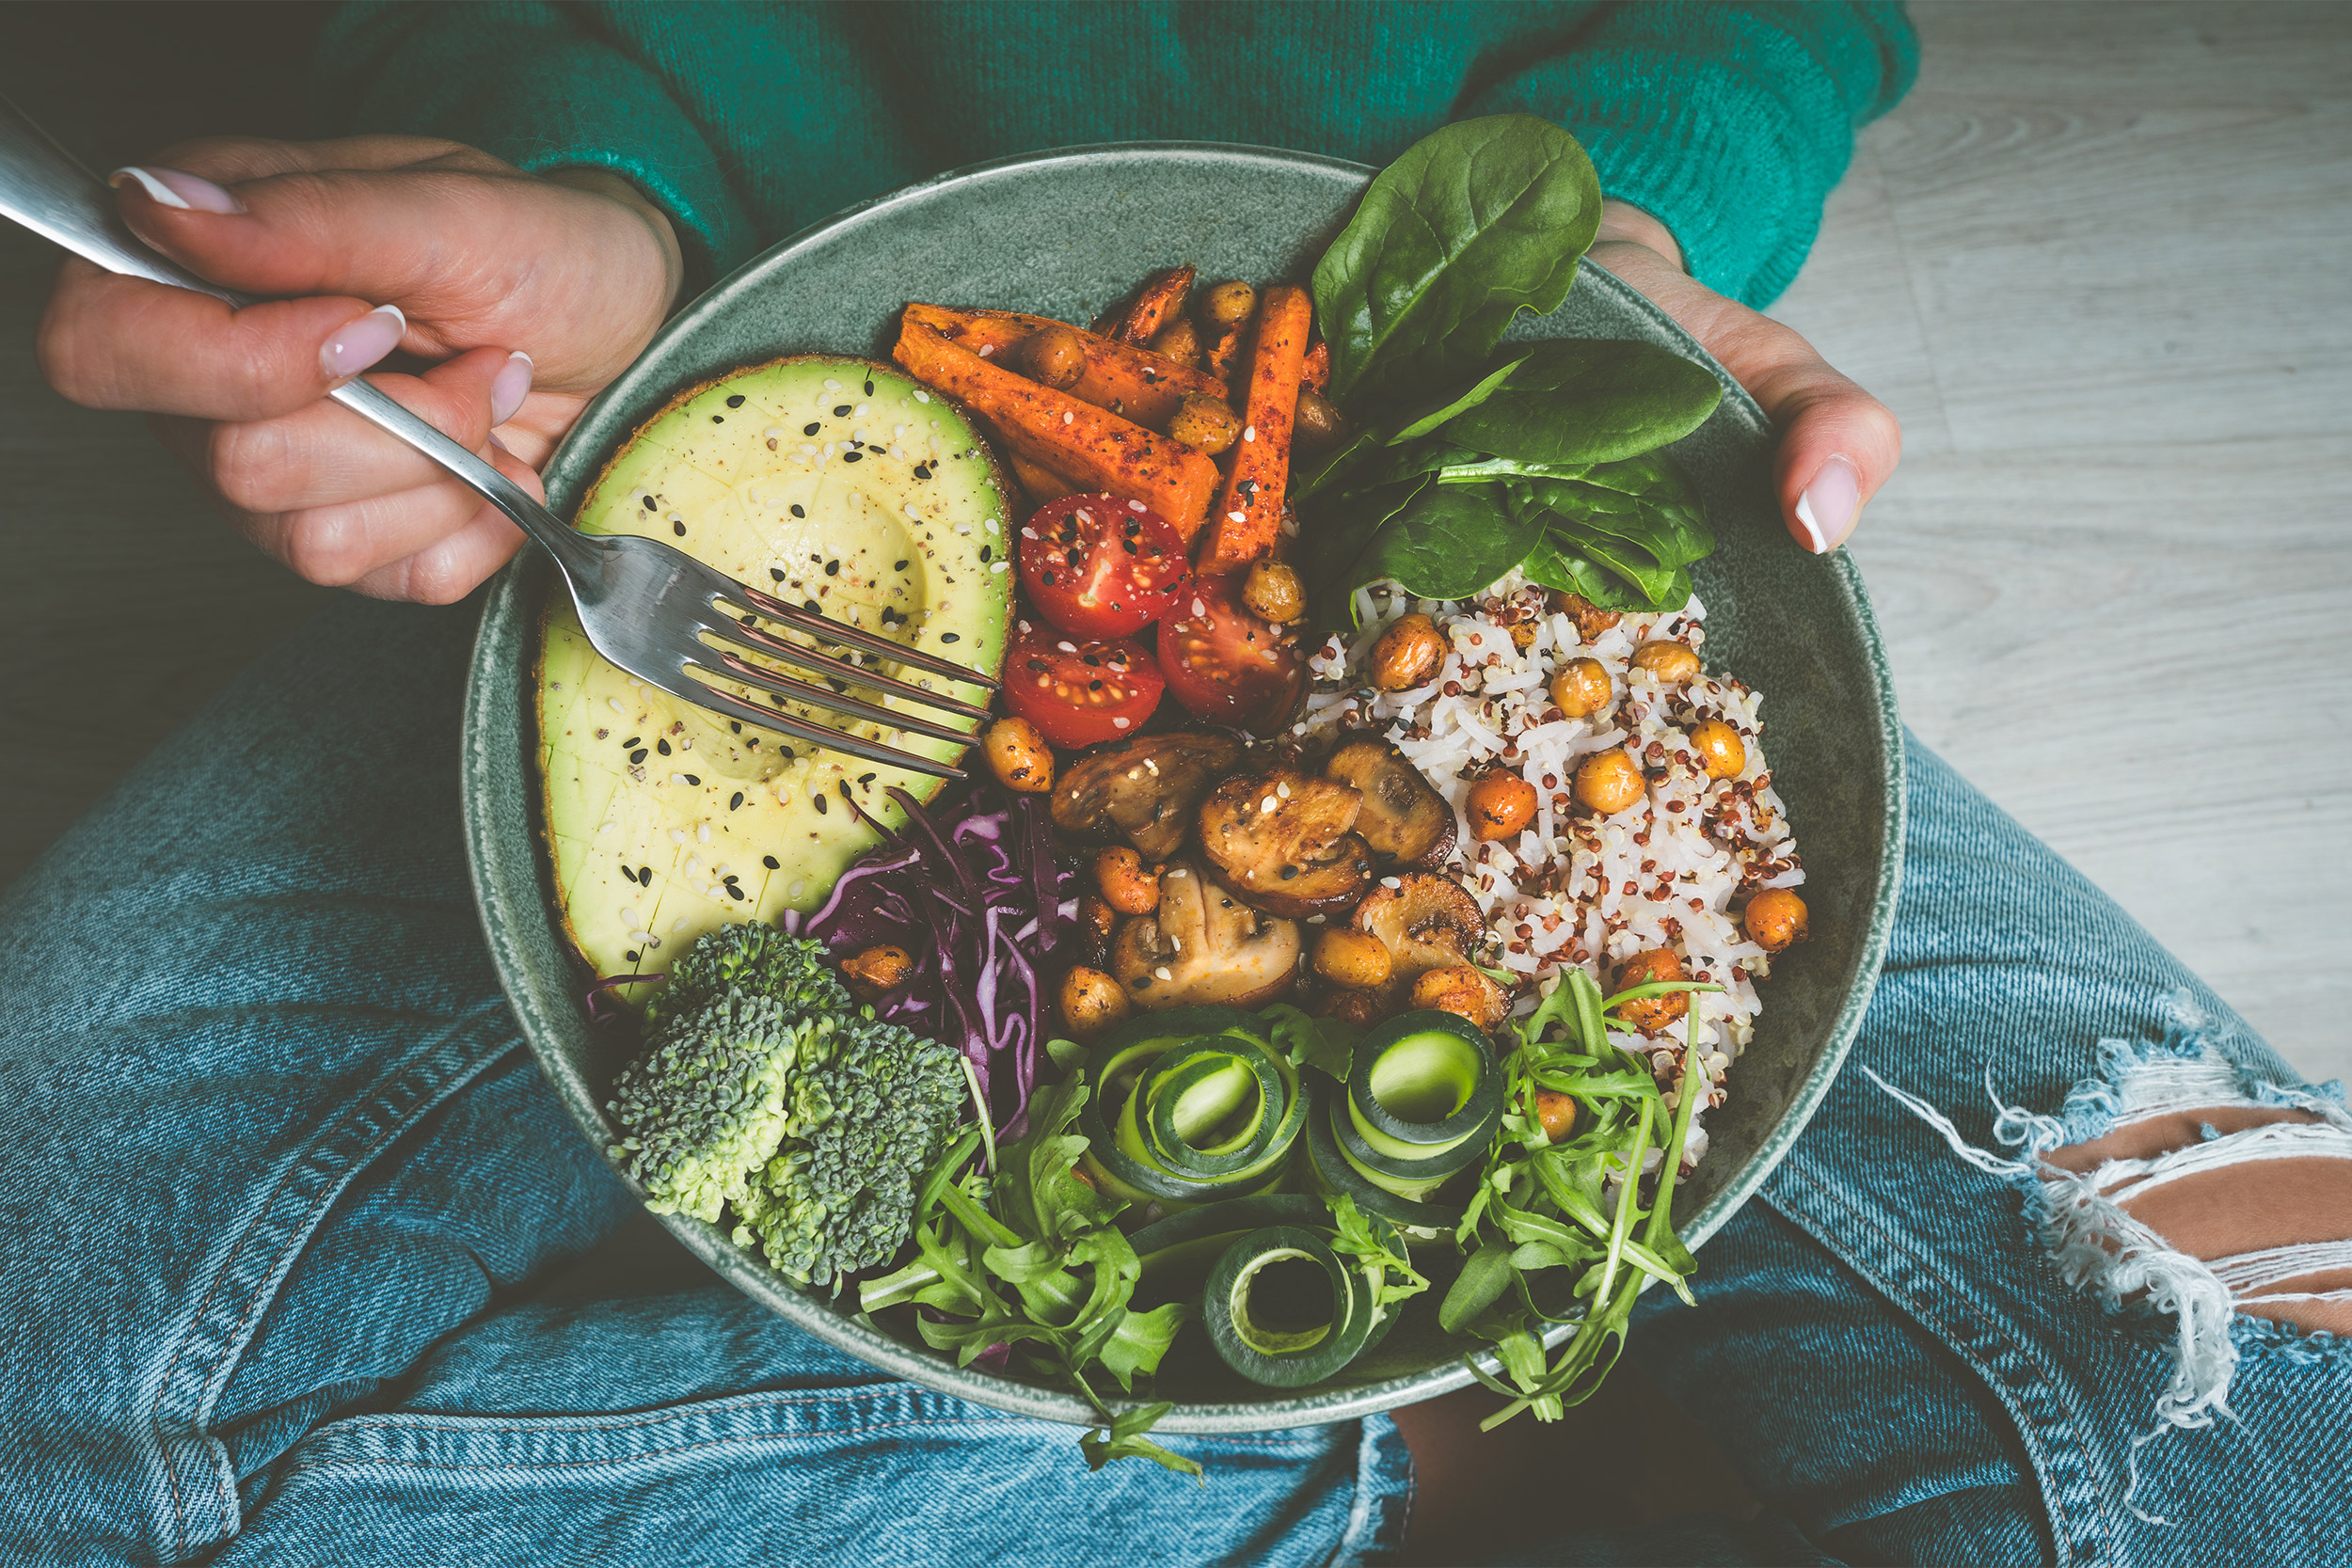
[316,2,1915,309]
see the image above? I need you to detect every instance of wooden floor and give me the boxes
[1,3,2344,1083]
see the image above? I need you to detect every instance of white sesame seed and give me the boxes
[671,918,688,933]
[1113,716,1132,728]
[853,403,869,417]
[914,390,930,403]
[1276,781,1291,798]
[669,829,687,845]
[824,379,841,390]
[977,344,993,356]
[697,824,712,843]
[787,879,806,897]
[1260,797,1278,814]
[1154,966,1172,981]
[1062,410,1074,425]
[672,773,691,786]
[1143,759,1159,775]
[1021,527,1039,539]
[1382,877,1403,889]
[905,504,923,520]
[990,561,1009,572]
[1227,511,1247,524]
[609,698,627,714]
[984,517,999,532]
[1058,641,1078,653]
[1192,598,1207,617]
[1243,426,1257,442]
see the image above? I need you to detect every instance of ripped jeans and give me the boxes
[1,596,2344,1567]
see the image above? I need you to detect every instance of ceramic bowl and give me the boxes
[461,143,1903,1433]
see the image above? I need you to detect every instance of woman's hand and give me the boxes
[36,136,683,602]
[1589,200,1899,553]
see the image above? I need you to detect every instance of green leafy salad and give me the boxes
[1299,115,1725,619]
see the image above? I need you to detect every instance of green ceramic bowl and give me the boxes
[461,144,1904,1433]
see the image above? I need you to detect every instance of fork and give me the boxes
[0,93,993,780]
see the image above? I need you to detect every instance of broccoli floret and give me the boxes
[732,1010,967,1290]
[607,991,810,1222]
[642,922,847,1035]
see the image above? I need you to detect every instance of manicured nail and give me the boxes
[320,304,405,379]
[489,351,533,426]
[108,166,245,214]
[1793,456,1860,552]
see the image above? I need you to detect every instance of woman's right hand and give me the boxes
[36,135,683,602]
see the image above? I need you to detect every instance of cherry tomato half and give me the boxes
[1016,493,1190,639]
[1000,621,1167,748]
[1157,573,1306,735]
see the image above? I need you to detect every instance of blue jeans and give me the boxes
[3,598,2344,1567]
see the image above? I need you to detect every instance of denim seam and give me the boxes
[144,1000,522,1561]
[1762,1164,2111,1567]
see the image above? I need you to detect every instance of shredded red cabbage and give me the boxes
[793,783,1071,1134]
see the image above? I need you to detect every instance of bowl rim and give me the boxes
[462,138,1905,1433]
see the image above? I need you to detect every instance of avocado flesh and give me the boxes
[536,355,1013,1001]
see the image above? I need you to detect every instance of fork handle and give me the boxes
[0,89,599,578]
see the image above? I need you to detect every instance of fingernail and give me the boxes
[489,351,533,426]
[108,166,245,214]
[1793,456,1860,553]
[320,304,405,379]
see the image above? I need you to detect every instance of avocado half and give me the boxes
[535,355,1014,1000]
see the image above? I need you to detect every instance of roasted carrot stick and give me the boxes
[1095,265,1196,345]
[908,306,1225,432]
[1301,339,1331,394]
[895,309,1220,536]
[1001,447,1082,506]
[1200,285,1311,570]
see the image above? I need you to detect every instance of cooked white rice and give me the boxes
[1295,572,1806,1169]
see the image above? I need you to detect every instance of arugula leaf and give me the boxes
[1439,1240,1515,1333]
[1259,1002,1356,1082]
[994,1075,1125,1246]
[1325,1194,1431,1311]
[1442,340,1723,467]
[1313,115,1599,412]
[1081,1401,1203,1482]
[1335,482,1540,604]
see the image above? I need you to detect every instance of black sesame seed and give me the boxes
[1279,864,1299,879]
[729,721,742,733]
[804,599,822,614]
[842,451,863,464]
[940,632,961,643]
[814,793,829,815]
[824,561,840,577]
[803,422,820,436]
[629,748,648,765]
[726,885,745,901]
[833,404,852,417]
[913,464,930,480]
[642,495,658,511]
[729,791,745,811]
[894,560,909,571]
[1089,679,1104,691]
[770,567,787,582]
[762,855,780,870]
[858,771,876,784]
[682,773,700,785]
[739,613,755,626]
[657,738,671,755]
[626,949,640,962]
[622,736,641,748]
[778,746,795,760]
[863,379,875,395]
[790,504,805,518]
[673,520,686,536]
[710,415,723,423]
[838,781,854,802]
[639,865,652,882]
[978,545,992,562]
[725,394,745,408]
[723,872,739,885]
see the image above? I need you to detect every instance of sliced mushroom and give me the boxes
[1197,768,1376,918]
[1111,858,1301,1009]
[1351,872,1486,999]
[1324,735,1456,868]
[1052,731,1246,861]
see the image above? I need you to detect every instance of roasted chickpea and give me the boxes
[1534,1088,1580,1143]
[1313,927,1394,991]
[1095,846,1159,914]
[1319,987,1388,1028]
[1168,392,1239,454]
[1294,387,1348,451]
[1612,948,1689,1031]
[1243,560,1306,624]
[1199,279,1258,328]
[1409,965,1507,1030]
[1060,965,1134,1036]
[841,943,914,998]
[1074,895,1117,967]
[1743,888,1810,954]
[1630,640,1701,686]
[1548,657,1613,718]
[1150,317,1202,368]
[1370,612,1445,691]
[1467,772,1538,841]
[983,716,1055,794]
[1690,718,1747,781]
[1574,749,1646,815]
[1547,591,1622,643]
[1021,324,1088,389]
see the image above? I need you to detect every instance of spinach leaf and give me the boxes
[1297,474,1429,610]
[1515,467,1712,571]
[1520,541,1643,610]
[1388,355,1529,444]
[1338,482,1539,604]
[1443,340,1723,466]
[1433,454,1595,485]
[1312,115,1599,412]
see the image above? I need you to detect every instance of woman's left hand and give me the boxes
[1589,200,1900,554]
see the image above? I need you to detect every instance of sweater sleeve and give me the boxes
[1465,2,1918,308]
[310,1,755,287]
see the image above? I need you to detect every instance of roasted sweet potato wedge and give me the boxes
[905,305,1225,433]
